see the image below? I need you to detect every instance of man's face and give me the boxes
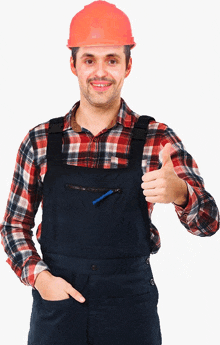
[70,45,132,108]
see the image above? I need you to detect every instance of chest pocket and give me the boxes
[65,183,122,205]
[110,155,128,169]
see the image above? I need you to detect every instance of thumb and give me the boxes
[162,143,173,168]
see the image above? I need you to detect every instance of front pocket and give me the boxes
[65,184,122,205]
[33,289,74,309]
[65,184,122,194]
[41,297,75,311]
[29,289,86,345]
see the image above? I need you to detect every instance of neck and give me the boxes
[75,97,121,133]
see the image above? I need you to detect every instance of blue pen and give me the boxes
[92,190,114,205]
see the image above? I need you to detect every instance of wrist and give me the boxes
[174,179,189,208]
[34,270,52,291]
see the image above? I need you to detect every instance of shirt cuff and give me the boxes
[21,257,50,288]
[174,182,200,224]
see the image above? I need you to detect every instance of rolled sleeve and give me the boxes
[21,257,50,288]
[0,132,46,287]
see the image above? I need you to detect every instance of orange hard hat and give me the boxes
[67,0,136,49]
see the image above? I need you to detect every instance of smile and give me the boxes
[90,83,112,91]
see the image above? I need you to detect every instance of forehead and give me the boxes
[78,45,125,58]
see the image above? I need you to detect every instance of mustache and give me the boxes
[88,78,115,83]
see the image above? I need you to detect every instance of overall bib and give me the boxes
[28,115,162,345]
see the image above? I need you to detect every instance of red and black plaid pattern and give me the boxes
[0,98,219,287]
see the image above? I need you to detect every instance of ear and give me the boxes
[70,56,77,76]
[125,57,132,78]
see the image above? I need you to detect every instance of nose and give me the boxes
[94,60,108,78]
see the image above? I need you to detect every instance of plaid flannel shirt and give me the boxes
[1,98,219,287]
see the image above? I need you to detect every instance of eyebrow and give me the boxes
[80,53,122,59]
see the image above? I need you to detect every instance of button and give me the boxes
[91,264,98,271]
[150,279,155,286]
[146,258,150,265]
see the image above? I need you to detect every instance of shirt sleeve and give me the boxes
[161,125,219,236]
[0,132,49,288]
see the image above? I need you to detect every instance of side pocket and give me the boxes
[148,277,159,305]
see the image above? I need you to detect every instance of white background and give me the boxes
[0,0,220,344]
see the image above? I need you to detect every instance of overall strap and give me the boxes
[46,115,154,167]
[128,115,155,168]
[47,117,64,166]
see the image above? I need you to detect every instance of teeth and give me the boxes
[92,83,111,87]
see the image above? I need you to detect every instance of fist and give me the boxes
[141,143,188,206]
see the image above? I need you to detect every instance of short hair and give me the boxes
[71,45,133,70]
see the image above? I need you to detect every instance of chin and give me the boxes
[87,95,117,108]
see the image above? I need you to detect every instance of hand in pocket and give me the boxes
[34,270,86,303]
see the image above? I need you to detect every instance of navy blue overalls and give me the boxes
[28,115,162,345]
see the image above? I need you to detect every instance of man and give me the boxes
[0,1,219,344]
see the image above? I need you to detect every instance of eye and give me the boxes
[108,59,117,65]
[85,59,94,65]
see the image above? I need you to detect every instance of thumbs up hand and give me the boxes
[161,142,174,169]
[141,143,188,206]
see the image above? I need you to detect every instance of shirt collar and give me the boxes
[63,98,137,132]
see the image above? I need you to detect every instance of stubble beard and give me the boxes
[82,82,121,109]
